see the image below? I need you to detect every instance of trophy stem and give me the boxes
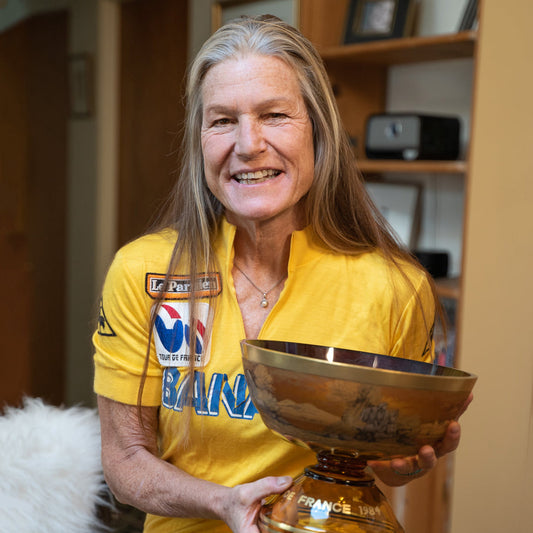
[258,450,404,532]
[306,449,375,486]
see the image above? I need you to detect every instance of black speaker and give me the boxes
[365,114,461,160]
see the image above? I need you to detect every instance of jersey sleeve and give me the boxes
[389,266,436,363]
[93,246,162,406]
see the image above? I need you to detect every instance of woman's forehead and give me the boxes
[201,54,304,108]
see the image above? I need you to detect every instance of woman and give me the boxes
[94,16,465,533]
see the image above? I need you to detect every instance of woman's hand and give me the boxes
[98,395,293,530]
[367,421,461,486]
[368,393,472,487]
[222,476,293,532]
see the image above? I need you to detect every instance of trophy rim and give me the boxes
[241,339,477,392]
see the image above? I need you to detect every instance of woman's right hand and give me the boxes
[221,475,293,532]
[98,395,293,531]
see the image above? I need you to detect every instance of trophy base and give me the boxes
[258,451,404,533]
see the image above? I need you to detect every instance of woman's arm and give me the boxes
[97,395,292,531]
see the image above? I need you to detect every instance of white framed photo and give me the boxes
[365,181,421,248]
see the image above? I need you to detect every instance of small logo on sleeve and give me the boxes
[97,299,116,337]
[145,273,221,300]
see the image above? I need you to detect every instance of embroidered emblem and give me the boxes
[97,299,116,337]
[154,302,211,367]
[145,272,221,300]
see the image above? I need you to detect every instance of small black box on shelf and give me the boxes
[413,250,449,279]
[365,114,461,161]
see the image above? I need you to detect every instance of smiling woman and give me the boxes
[93,15,467,533]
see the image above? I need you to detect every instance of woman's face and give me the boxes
[200,54,314,226]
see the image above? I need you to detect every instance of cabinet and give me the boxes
[299,2,478,533]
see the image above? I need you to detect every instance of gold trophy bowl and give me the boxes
[241,339,477,533]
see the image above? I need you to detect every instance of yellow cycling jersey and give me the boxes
[93,217,434,532]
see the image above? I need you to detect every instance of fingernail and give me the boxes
[449,423,460,435]
[276,476,292,487]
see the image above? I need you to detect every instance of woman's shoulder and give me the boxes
[114,228,177,260]
[101,229,178,298]
[336,248,430,295]
[110,228,178,274]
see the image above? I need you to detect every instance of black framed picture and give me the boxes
[344,0,415,44]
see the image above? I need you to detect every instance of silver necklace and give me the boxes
[233,263,286,308]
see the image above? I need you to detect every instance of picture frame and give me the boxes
[343,0,415,44]
[364,180,422,249]
[457,0,478,31]
[68,54,93,118]
[211,0,299,33]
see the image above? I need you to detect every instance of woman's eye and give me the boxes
[267,113,286,120]
[213,118,232,126]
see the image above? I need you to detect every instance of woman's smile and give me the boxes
[232,168,282,185]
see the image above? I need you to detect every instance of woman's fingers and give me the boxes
[224,476,293,532]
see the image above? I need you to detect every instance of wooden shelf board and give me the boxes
[435,277,461,300]
[358,159,467,174]
[321,31,477,65]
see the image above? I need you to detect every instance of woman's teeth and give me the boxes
[233,169,281,184]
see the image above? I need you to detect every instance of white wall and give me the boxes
[416,0,469,36]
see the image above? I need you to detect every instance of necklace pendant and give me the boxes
[260,295,268,308]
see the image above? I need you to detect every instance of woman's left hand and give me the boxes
[367,421,461,486]
[367,394,472,487]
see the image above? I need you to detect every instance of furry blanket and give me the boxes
[0,398,108,533]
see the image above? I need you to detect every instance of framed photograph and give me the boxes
[69,54,93,118]
[364,180,422,249]
[212,0,299,33]
[344,0,415,44]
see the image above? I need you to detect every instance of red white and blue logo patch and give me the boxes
[154,302,210,367]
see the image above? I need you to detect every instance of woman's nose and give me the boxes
[234,118,266,159]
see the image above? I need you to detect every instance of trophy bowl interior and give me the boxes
[241,340,477,459]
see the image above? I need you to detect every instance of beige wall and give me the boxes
[452,1,533,531]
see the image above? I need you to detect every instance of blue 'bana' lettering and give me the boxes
[162,368,258,419]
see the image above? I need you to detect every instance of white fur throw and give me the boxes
[0,397,108,533]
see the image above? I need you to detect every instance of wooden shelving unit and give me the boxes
[435,277,461,300]
[358,159,468,175]
[313,32,478,180]
[320,31,477,65]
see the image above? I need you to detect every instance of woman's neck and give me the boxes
[229,210,305,275]
[229,215,300,339]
